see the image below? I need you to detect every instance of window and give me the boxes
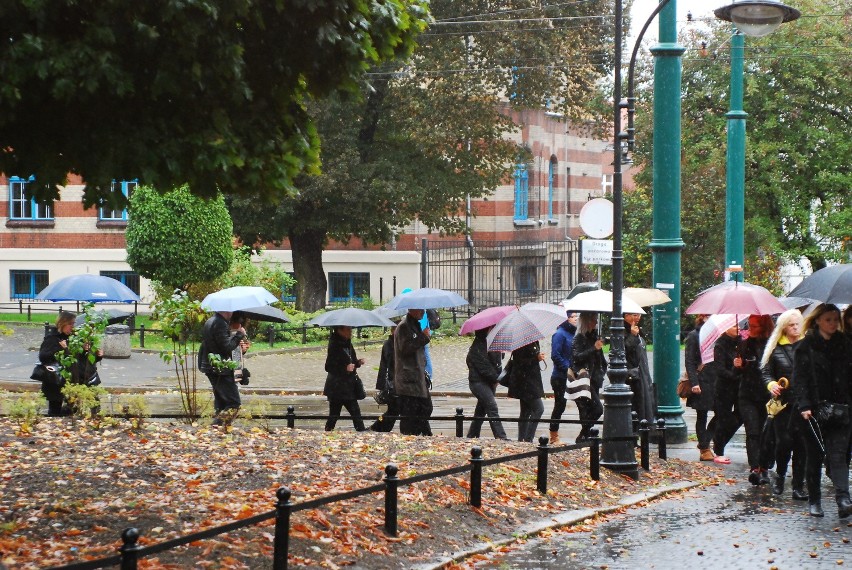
[516,266,537,297]
[513,164,529,220]
[11,270,49,299]
[99,179,137,221]
[329,272,370,303]
[551,259,563,288]
[9,176,52,221]
[547,159,556,219]
[100,271,141,295]
[601,174,613,195]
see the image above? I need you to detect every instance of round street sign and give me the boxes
[578,198,614,238]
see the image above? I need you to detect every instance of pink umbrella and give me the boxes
[459,305,517,336]
[698,314,738,364]
[685,280,786,316]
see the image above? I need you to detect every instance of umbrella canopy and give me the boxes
[372,306,407,320]
[685,280,785,316]
[201,286,278,312]
[308,307,396,328]
[384,287,469,311]
[74,308,132,327]
[459,305,518,336]
[698,314,738,365]
[564,281,600,300]
[623,287,672,307]
[778,296,816,311]
[560,289,646,315]
[236,305,290,323]
[787,264,852,305]
[486,303,570,352]
[36,274,141,303]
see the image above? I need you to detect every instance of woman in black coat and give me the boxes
[685,315,715,461]
[738,314,773,485]
[466,327,507,440]
[792,304,852,519]
[759,309,806,499]
[322,326,366,432]
[507,340,545,442]
[571,312,606,443]
[369,328,399,432]
[712,326,742,462]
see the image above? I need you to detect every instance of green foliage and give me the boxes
[61,383,107,421]
[184,248,295,306]
[8,392,47,434]
[119,395,150,430]
[240,399,274,433]
[0,0,430,205]
[56,304,108,383]
[126,185,233,290]
[207,353,238,372]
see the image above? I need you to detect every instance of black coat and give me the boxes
[38,327,102,401]
[685,325,714,411]
[761,341,798,406]
[572,330,607,389]
[198,313,245,375]
[712,333,740,399]
[792,331,852,414]
[737,337,769,404]
[467,330,502,386]
[322,332,363,401]
[374,335,395,394]
[507,341,544,400]
[393,314,431,399]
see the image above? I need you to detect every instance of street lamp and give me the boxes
[714,1,800,281]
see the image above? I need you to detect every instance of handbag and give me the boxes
[354,374,367,401]
[31,363,65,388]
[676,371,692,399]
[497,358,513,387]
[816,401,850,427]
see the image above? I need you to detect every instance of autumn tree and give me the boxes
[0,0,429,207]
[229,0,615,310]
[126,185,233,291]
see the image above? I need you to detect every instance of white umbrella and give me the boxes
[623,287,672,307]
[384,287,469,311]
[698,314,738,365]
[560,289,646,314]
[308,307,396,328]
[201,286,278,312]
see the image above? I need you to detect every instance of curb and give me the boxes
[414,480,698,570]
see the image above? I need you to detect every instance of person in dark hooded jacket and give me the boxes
[685,315,715,461]
[508,340,545,442]
[370,326,399,432]
[466,327,507,440]
[322,326,367,432]
[571,312,606,443]
[738,314,773,485]
[625,312,655,426]
[548,312,577,445]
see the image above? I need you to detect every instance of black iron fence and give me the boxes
[45,412,667,570]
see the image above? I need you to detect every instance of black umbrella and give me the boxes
[235,305,290,323]
[74,308,132,327]
[564,281,600,301]
[787,264,852,305]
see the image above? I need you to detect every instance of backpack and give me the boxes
[426,308,442,330]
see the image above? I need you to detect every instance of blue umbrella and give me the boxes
[384,288,468,311]
[201,286,278,312]
[36,274,141,303]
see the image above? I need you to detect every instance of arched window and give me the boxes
[513,163,528,220]
[548,158,557,220]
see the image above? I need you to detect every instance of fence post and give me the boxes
[43,321,49,338]
[26,304,31,321]
[286,406,296,429]
[301,324,307,344]
[455,407,465,438]
[639,420,650,471]
[139,324,145,348]
[536,436,549,494]
[384,464,399,536]
[589,428,600,481]
[631,411,639,435]
[19,300,23,314]
[267,325,274,348]
[656,418,667,460]
[469,446,483,508]
[273,487,293,570]
[119,527,141,570]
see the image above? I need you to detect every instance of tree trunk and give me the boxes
[290,228,328,312]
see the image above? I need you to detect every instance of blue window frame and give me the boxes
[100,270,141,295]
[11,270,49,299]
[547,159,556,219]
[9,176,52,220]
[99,179,137,221]
[282,272,297,302]
[513,164,529,220]
[329,272,370,303]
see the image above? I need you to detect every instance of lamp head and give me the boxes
[714,0,801,37]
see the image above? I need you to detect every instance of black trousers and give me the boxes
[759,406,805,487]
[325,399,366,431]
[549,376,568,432]
[370,396,399,432]
[739,397,768,469]
[801,417,851,504]
[207,373,241,414]
[398,395,433,436]
[713,381,742,456]
[574,383,603,439]
[695,409,717,450]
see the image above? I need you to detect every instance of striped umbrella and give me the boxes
[486,303,569,352]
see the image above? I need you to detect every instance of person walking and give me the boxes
[322,326,367,432]
[624,312,655,426]
[711,324,742,463]
[394,308,432,436]
[571,312,606,443]
[465,327,508,440]
[738,315,774,485]
[508,340,545,442]
[760,309,806,499]
[792,303,852,519]
[370,326,399,432]
[685,315,715,461]
[548,312,577,445]
[198,310,247,424]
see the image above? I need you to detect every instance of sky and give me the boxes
[629,0,718,45]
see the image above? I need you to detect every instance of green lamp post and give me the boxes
[714,0,801,282]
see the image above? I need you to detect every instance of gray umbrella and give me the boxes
[787,264,852,304]
[74,308,133,327]
[383,288,468,311]
[236,305,290,323]
[308,307,396,328]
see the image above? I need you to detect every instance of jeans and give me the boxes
[517,397,544,442]
[325,399,366,431]
[467,381,507,439]
[549,376,568,432]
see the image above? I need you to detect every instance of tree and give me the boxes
[126,185,233,290]
[0,0,429,207]
[230,0,614,310]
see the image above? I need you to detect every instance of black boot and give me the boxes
[809,502,824,518]
[772,475,785,495]
[791,484,809,501]
[838,498,852,519]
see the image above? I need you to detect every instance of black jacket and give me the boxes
[322,331,363,400]
[467,330,502,386]
[737,337,769,404]
[507,341,544,400]
[375,335,395,394]
[761,341,798,405]
[198,313,245,375]
[685,325,713,411]
[792,331,852,413]
[39,327,101,385]
[572,330,607,389]
[393,314,431,398]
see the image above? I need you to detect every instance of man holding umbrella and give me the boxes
[198,310,248,424]
[393,308,432,436]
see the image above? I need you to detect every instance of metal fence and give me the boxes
[420,239,580,310]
